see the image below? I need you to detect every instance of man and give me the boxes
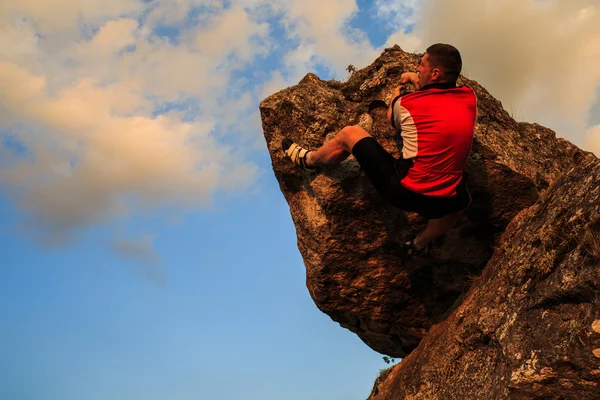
[282,43,477,257]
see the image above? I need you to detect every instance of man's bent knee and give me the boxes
[338,125,372,152]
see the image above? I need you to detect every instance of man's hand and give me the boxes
[400,72,419,89]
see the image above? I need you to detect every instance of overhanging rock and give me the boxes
[260,45,592,357]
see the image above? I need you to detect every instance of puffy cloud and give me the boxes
[144,0,223,27]
[373,0,600,150]
[411,0,600,144]
[5,0,598,249]
[277,0,378,74]
[0,2,265,242]
[585,124,600,157]
[194,4,269,62]
[0,62,257,241]
[384,29,422,53]
[88,18,139,54]
[374,0,421,30]
[0,0,143,46]
[256,0,385,103]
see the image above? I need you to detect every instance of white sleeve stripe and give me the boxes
[398,102,418,159]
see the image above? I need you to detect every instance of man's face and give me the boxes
[417,53,437,88]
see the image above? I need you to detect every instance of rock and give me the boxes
[259,45,594,357]
[368,157,600,399]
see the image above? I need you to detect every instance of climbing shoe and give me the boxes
[282,138,317,172]
[398,240,429,262]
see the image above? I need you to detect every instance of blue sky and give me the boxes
[1,1,599,399]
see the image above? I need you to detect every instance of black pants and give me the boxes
[351,137,470,219]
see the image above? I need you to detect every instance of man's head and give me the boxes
[417,43,462,88]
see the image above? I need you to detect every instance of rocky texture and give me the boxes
[368,157,600,400]
[259,45,593,357]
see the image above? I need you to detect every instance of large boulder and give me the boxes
[259,45,592,357]
[368,156,600,399]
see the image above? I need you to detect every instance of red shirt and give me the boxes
[392,84,477,197]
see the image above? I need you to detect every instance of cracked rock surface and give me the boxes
[368,157,600,400]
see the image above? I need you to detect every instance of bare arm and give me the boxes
[387,72,419,126]
[400,72,419,88]
[387,86,402,124]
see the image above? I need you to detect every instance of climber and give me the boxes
[282,43,477,258]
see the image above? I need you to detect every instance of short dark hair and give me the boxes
[426,43,462,83]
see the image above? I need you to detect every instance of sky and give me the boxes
[1,1,599,399]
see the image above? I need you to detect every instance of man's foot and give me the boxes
[398,240,429,262]
[282,138,317,172]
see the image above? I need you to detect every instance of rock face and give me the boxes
[368,157,600,399]
[259,45,592,358]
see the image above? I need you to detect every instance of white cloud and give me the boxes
[374,0,421,30]
[0,62,258,241]
[89,18,139,54]
[585,124,600,157]
[1,0,142,31]
[0,0,143,61]
[278,0,378,74]
[256,0,384,111]
[144,0,223,27]
[260,70,289,100]
[4,0,597,250]
[375,0,600,151]
[194,4,269,62]
[412,0,600,145]
[0,2,266,243]
[384,29,422,53]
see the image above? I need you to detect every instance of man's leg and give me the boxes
[305,125,372,166]
[411,178,472,250]
[413,208,466,249]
